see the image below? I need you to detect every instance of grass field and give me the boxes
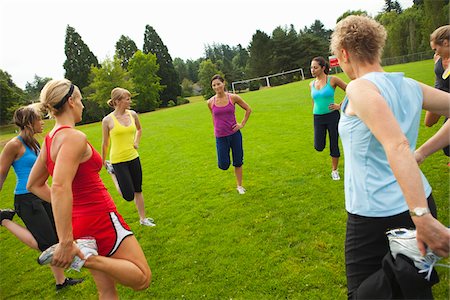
[0,60,448,299]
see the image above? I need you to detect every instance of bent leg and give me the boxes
[1,220,38,249]
[84,235,151,291]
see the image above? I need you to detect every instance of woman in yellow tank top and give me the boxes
[101,88,155,227]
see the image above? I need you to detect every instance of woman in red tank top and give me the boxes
[27,79,151,299]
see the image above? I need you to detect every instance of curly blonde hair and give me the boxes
[330,15,387,64]
[107,88,131,108]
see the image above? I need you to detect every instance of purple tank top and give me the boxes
[212,93,237,137]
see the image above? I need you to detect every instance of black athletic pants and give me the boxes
[345,194,438,299]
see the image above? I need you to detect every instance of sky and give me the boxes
[0,0,413,89]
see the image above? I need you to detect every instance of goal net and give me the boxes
[231,68,305,93]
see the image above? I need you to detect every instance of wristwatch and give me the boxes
[409,207,430,217]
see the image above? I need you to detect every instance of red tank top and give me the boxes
[45,126,117,217]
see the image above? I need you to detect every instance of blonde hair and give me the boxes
[330,15,387,64]
[13,104,42,154]
[39,79,80,117]
[107,87,131,108]
[430,25,450,45]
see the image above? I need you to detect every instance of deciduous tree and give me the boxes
[128,51,163,112]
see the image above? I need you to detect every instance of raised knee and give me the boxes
[133,271,151,291]
[218,163,230,170]
[315,146,325,152]
[123,193,135,202]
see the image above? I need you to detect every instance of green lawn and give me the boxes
[0,59,448,299]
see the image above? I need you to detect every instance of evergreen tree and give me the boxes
[248,30,273,77]
[115,35,138,70]
[186,58,202,83]
[143,25,180,107]
[271,25,300,75]
[0,70,26,125]
[63,25,99,90]
[25,75,52,101]
[128,51,163,112]
[173,57,188,82]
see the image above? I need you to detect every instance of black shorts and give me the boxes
[14,193,58,251]
[112,157,143,201]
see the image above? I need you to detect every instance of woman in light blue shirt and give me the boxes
[330,15,450,298]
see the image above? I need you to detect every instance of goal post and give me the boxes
[231,67,305,93]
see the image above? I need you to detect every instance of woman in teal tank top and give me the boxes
[309,56,347,180]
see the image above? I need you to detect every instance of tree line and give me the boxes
[0,0,447,125]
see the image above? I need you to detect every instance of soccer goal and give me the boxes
[231,67,305,93]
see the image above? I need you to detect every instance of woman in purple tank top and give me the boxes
[207,74,252,194]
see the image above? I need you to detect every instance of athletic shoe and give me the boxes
[70,238,98,272]
[140,218,156,227]
[38,237,98,272]
[0,209,15,225]
[105,160,114,174]
[56,277,84,292]
[236,186,246,194]
[387,228,444,281]
[331,170,340,180]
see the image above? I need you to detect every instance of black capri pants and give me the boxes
[345,194,437,299]
[14,193,58,251]
[112,157,143,201]
[314,110,340,157]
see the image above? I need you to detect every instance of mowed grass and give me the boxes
[0,59,448,299]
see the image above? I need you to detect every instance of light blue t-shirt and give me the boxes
[339,72,431,217]
[11,136,38,195]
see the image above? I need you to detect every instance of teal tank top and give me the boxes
[339,72,431,217]
[311,76,335,115]
[11,136,38,195]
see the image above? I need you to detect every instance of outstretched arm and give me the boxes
[415,119,450,164]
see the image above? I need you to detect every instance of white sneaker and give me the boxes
[71,237,98,272]
[331,170,340,180]
[236,186,246,194]
[38,237,98,272]
[140,218,156,227]
[105,160,114,174]
[387,228,444,281]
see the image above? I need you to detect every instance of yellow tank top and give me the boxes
[109,111,139,163]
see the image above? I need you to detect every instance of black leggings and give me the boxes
[345,194,437,299]
[112,157,143,201]
[14,193,58,251]
[314,110,340,157]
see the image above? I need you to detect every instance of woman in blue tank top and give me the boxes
[309,56,347,180]
[331,15,450,298]
[0,105,83,290]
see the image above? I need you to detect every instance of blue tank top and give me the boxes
[339,72,431,217]
[311,76,335,115]
[11,136,39,195]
